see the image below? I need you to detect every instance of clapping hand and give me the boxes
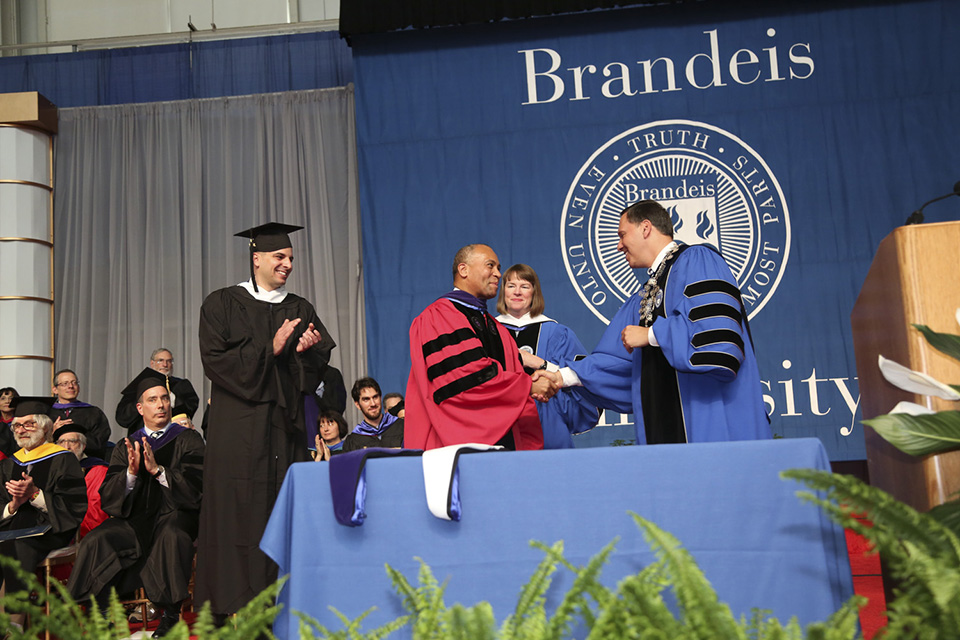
[5,472,37,511]
[296,323,322,353]
[273,319,323,355]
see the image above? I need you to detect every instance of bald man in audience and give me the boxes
[116,348,200,435]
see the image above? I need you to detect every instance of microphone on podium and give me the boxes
[905,180,960,225]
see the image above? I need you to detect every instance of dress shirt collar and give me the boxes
[494,312,555,328]
[238,279,288,302]
[648,241,679,277]
[145,424,167,439]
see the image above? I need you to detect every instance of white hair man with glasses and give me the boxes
[0,396,87,628]
[116,349,200,436]
[54,423,109,540]
[49,369,112,459]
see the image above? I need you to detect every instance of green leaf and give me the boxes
[929,500,960,540]
[863,410,960,456]
[782,468,960,567]
[913,324,960,363]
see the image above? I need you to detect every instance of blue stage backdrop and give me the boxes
[350,0,960,461]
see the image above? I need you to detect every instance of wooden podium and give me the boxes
[851,221,960,512]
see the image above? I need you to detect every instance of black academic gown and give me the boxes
[49,403,112,459]
[0,445,87,592]
[341,419,405,452]
[115,375,201,434]
[67,426,204,605]
[0,422,16,458]
[196,285,335,615]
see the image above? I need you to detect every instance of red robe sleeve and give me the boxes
[405,299,543,450]
[78,464,109,540]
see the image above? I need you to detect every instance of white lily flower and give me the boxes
[889,401,936,416]
[878,354,960,401]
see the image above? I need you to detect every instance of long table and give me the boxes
[261,438,853,638]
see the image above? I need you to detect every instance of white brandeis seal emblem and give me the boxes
[561,119,790,324]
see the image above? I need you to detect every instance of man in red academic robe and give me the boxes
[405,244,556,451]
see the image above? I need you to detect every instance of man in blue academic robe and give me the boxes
[550,200,770,445]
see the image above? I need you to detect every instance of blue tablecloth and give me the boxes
[261,438,853,638]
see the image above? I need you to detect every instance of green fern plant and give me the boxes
[314,513,862,640]
[783,467,960,638]
[1,511,869,640]
[296,606,410,640]
[0,553,283,639]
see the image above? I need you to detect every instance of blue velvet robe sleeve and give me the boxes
[653,245,771,442]
[654,245,748,381]
[535,322,599,448]
[567,297,639,417]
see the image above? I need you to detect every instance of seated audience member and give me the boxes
[383,392,404,418]
[54,424,109,540]
[116,349,200,435]
[68,368,204,639]
[0,397,86,628]
[0,387,19,458]
[50,369,112,460]
[171,415,195,430]
[341,377,404,451]
[305,365,348,452]
[312,410,348,461]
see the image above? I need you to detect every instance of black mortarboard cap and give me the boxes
[234,222,304,292]
[12,396,55,418]
[53,423,87,443]
[234,222,303,253]
[122,367,169,400]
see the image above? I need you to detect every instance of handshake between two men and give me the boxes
[520,349,564,403]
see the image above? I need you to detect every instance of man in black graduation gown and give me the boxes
[68,369,204,639]
[115,348,200,434]
[196,222,336,617]
[49,369,112,459]
[0,397,86,624]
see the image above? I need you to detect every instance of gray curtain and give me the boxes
[53,86,365,441]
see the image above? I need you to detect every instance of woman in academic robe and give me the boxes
[313,409,348,461]
[495,264,599,449]
[0,387,19,458]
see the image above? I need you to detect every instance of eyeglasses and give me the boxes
[57,438,82,446]
[152,358,173,364]
[56,380,79,388]
[11,420,39,431]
